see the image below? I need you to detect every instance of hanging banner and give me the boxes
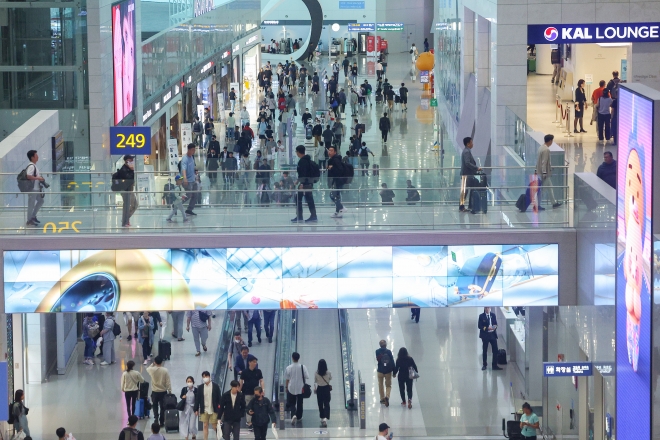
[366,36,376,56]
[181,123,192,146]
[217,92,225,123]
[167,138,180,174]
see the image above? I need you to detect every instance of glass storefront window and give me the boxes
[1,71,78,109]
[436,21,461,124]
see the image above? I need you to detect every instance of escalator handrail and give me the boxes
[271,310,298,404]
[338,309,356,409]
[211,311,236,392]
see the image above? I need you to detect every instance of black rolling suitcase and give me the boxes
[470,189,488,214]
[159,340,171,360]
[139,381,150,399]
[497,349,508,364]
[164,409,180,432]
[164,393,178,410]
[515,178,540,212]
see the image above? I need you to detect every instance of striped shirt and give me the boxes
[186,311,206,328]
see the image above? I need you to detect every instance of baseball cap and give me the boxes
[174,175,182,180]
[379,423,390,432]
[123,154,135,161]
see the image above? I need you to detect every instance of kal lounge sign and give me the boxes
[528,22,660,44]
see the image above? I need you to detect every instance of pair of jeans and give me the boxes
[152,391,167,425]
[121,192,137,226]
[184,182,198,212]
[316,386,331,419]
[481,336,499,367]
[398,378,413,402]
[597,113,611,140]
[142,337,152,360]
[287,392,304,420]
[263,311,276,338]
[27,190,44,221]
[124,390,138,416]
[296,184,317,219]
[83,337,95,358]
[330,182,344,213]
[248,318,261,343]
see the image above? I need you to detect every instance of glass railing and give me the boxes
[271,310,297,405]
[0,165,570,234]
[211,310,236,390]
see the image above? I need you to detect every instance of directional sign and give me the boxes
[544,362,593,377]
[110,126,151,155]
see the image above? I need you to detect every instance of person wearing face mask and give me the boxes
[118,154,137,227]
[180,376,198,440]
[246,386,277,440]
[228,331,247,380]
[138,311,155,365]
[194,371,222,440]
[11,389,30,437]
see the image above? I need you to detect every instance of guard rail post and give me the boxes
[359,371,366,429]
[279,383,286,430]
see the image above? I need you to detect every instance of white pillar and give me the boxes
[536,44,554,75]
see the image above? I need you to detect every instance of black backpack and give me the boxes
[199,311,209,322]
[7,403,15,424]
[17,164,36,193]
[112,319,121,336]
[309,161,321,183]
[343,162,354,185]
[378,350,394,373]
[359,147,369,157]
[111,169,131,192]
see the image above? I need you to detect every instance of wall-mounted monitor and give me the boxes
[112,0,137,125]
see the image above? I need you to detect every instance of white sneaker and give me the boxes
[291,416,297,425]
[100,361,110,366]
[143,359,149,365]
[331,212,342,218]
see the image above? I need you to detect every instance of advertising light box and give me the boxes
[527,22,660,45]
[112,0,137,125]
[3,244,559,312]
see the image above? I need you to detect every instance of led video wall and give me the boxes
[3,245,558,313]
[615,86,654,440]
[112,0,136,125]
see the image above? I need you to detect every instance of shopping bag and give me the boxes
[271,425,279,440]
[12,431,26,440]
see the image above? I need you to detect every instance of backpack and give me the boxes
[139,317,151,339]
[343,162,354,184]
[609,78,621,99]
[193,121,202,133]
[378,350,394,373]
[163,183,176,205]
[7,403,15,424]
[17,164,36,192]
[359,147,369,157]
[111,169,131,192]
[309,161,321,183]
[112,319,121,336]
[122,428,139,440]
[410,49,414,54]
[199,311,209,322]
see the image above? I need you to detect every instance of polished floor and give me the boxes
[24,308,529,439]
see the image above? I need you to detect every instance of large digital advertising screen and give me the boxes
[112,0,136,125]
[615,87,653,440]
[3,245,559,313]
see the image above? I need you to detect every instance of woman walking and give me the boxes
[12,390,30,437]
[121,360,145,417]
[138,311,155,365]
[180,376,198,440]
[315,359,332,427]
[393,347,418,409]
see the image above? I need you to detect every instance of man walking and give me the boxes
[146,356,173,427]
[342,57,350,78]
[263,310,276,343]
[247,309,262,347]
[535,134,562,209]
[459,137,480,212]
[186,310,212,356]
[478,307,502,371]
[219,380,246,440]
[327,146,345,218]
[119,415,145,440]
[399,83,409,111]
[291,145,318,223]
[194,371,222,440]
[99,312,117,365]
[118,154,137,227]
[375,340,394,407]
[24,150,45,226]
[596,151,617,189]
[246,387,277,440]
[285,352,309,424]
[240,355,265,431]
[379,113,391,143]
[180,143,198,216]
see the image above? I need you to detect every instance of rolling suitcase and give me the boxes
[159,340,171,360]
[372,164,379,176]
[164,409,179,433]
[139,382,150,399]
[135,398,145,419]
[164,393,178,410]
[470,189,488,214]
[497,349,508,365]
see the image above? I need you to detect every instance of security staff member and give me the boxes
[478,307,502,371]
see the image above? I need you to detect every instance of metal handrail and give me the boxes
[338,309,356,410]
[211,311,236,390]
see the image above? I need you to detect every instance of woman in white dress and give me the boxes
[180,376,198,440]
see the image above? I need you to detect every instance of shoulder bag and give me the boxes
[301,365,312,398]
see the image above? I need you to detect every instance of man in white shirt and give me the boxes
[25,150,45,226]
[284,352,309,424]
[377,422,392,440]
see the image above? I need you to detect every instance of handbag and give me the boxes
[408,365,420,380]
[176,398,186,411]
[301,365,312,398]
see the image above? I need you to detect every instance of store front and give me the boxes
[142,83,183,174]
[242,36,262,119]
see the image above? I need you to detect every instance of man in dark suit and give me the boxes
[478,307,502,371]
[194,371,222,440]
[218,380,246,440]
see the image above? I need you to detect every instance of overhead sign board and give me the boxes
[544,362,593,377]
[110,126,151,155]
[339,1,365,9]
[528,22,660,44]
[348,23,375,32]
[377,22,404,32]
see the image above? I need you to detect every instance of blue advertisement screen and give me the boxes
[615,87,653,440]
[3,244,559,312]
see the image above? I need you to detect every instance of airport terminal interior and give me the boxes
[0,0,659,439]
